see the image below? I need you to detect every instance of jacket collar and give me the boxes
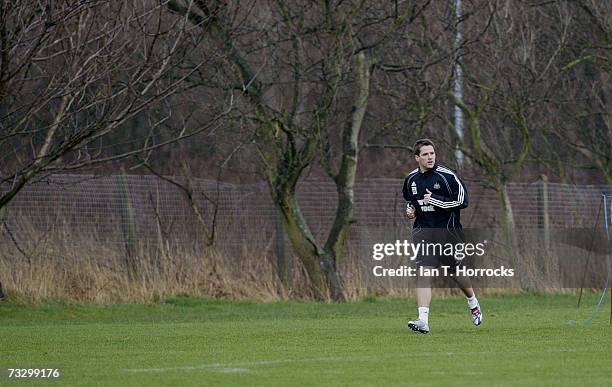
[420,163,437,175]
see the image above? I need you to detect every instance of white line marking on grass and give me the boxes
[418,349,575,357]
[123,349,577,374]
[123,357,347,373]
[221,368,249,373]
[431,371,484,376]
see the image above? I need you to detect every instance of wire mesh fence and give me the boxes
[1,174,610,300]
[1,174,609,256]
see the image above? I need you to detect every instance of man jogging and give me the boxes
[402,139,482,334]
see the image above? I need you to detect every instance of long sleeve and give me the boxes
[428,166,468,210]
[402,169,418,202]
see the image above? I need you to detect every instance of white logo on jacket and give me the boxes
[433,182,440,190]
[417,199,434,212]
[411,181,417,195]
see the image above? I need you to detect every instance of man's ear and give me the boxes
[414,154,419,162]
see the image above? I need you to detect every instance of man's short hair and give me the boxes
[413,139,435,155]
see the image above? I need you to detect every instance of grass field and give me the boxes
[1,293,610,386]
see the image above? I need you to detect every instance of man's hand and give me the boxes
[424,188,432,205]
[406,203,416,219]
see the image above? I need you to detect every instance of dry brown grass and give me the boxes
[0,252,279,303]
[0,218,286,302]
[0,222,604,303]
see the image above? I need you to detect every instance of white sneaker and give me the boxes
[471,304,483,326]
[407,319,430,334]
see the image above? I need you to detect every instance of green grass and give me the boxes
[1,293,610,386]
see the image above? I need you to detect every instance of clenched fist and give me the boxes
[406,203,416,219]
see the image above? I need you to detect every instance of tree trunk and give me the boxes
[321,51,371,301]
[275,211,292,295]
[274,191,330,301]
[267,52,371,302]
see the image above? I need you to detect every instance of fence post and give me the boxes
[538,175,550,252]
[119,170,138,280]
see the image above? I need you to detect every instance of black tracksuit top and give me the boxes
[402,164,468,229]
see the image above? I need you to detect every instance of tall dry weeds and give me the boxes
[0,221,604,303]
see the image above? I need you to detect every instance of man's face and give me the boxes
[415,145,435,171]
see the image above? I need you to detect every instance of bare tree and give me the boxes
[440,2,568,225]
[421,1,578,284]
[545,0,612,185]
[0,1,230,212]
[166,0,432,300]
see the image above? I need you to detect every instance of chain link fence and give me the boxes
[1,174,609,255]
